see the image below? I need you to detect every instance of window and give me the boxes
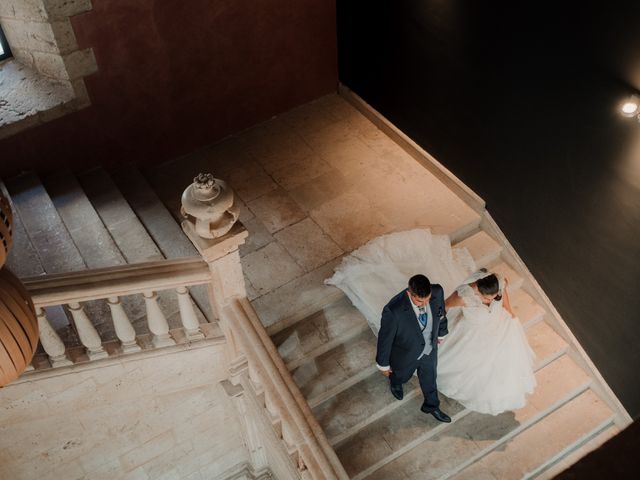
[0,24,11,61]
[0,23,11,60]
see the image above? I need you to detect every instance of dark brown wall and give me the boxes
[0,0,337,177]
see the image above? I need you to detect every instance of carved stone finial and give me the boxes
[192,173,220,200]
[181,172,239,239]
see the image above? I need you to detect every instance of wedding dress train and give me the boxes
[326,229,536,415]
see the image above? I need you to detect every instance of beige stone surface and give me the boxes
[0,344,249,479]
[274,218,343,271]
[310,190,394,251]
[247,188,306,234]
[453,390,613,480]
[241,242,304,296]
[250,258,344,330]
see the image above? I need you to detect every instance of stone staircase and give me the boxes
[1,93,630,478]
[1,167,212,361]
[265,229,622,480]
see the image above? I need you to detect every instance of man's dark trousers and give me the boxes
[390,349,439,411]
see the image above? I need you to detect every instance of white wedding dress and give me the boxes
[326,229,536,415]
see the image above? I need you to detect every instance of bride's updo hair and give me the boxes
[476,269,501,300]
[408,274,431,298]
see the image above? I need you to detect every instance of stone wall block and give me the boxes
[50,19,78,54]
[63,48,97,80]
[43,0,93,19]
[8,47,36,70]
[1,18,58,53]
[0,0,48,22]
[31,50,68,80]
[70,77,90,108]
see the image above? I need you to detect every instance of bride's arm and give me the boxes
[445,291,465,309]
[501,278,515,317]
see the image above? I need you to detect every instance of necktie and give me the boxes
[418,307,427,329]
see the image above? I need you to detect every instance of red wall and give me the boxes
[0,0,337,177]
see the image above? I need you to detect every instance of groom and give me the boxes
[376,274,451,422]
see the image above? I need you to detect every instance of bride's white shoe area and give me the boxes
[263,229,621,480]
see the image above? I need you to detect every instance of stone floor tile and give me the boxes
[225,161,278,203]
[241,242,304,296]
[250,258,344,330]
[247,188,306,233]
[239,217,274,257]
[310,191,394,252]
[270,154,334,191]
[317,135,380,176]
[301,118,360,151]
[318,95,360,122]
[288,168,350,213]
[241,119,313,167]
[279,101,339,137]
[274,218,343,271]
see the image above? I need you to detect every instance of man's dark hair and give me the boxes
[408,274,431,298]
[476,269,500,296]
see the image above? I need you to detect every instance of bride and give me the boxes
[326,228,536,415]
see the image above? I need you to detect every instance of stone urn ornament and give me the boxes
[181,173,240,239]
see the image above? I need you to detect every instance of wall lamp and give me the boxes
[621,95,640,121]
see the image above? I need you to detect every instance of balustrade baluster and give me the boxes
[35,307,72,367]
[67,302,108,360]
[143,291,176,348]
[175,286,205,340]
[107,296,141,353]
[281,419,296,451]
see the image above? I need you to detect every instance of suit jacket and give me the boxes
[376,285,448,371]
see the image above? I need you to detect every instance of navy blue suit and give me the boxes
[376,286,448,410]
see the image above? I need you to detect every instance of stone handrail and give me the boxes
[21,257,214,367]
[230,297,350,480]
[23,257,211,306]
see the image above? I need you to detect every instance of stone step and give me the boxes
[3,173,83,345]
[43,170,126,269]
[510,288,546,328]
[78,167,164,264]
[290,327,378,406]
[1,180,77,355]
[488,259,524,291]
[110,165,213,321]
[530,423,619,480]
[313,316,568,453]
[354,355,593,480]
[526,321,568,370]
[448,389,614,480]
[4,172,86,274]
[252,257,346,334]
[313,367,421,446]
[453,230,502,269]
[78,168,203,331]
[42,171,155,343]
[1,181,45,278]
[270,296,369,370]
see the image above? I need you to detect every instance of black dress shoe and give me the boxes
[390,383,403,400]
[421,406,451,423]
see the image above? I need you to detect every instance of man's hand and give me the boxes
[381,369,392,377]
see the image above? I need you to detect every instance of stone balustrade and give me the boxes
[18,210,349,478]
[22,256,214,367]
